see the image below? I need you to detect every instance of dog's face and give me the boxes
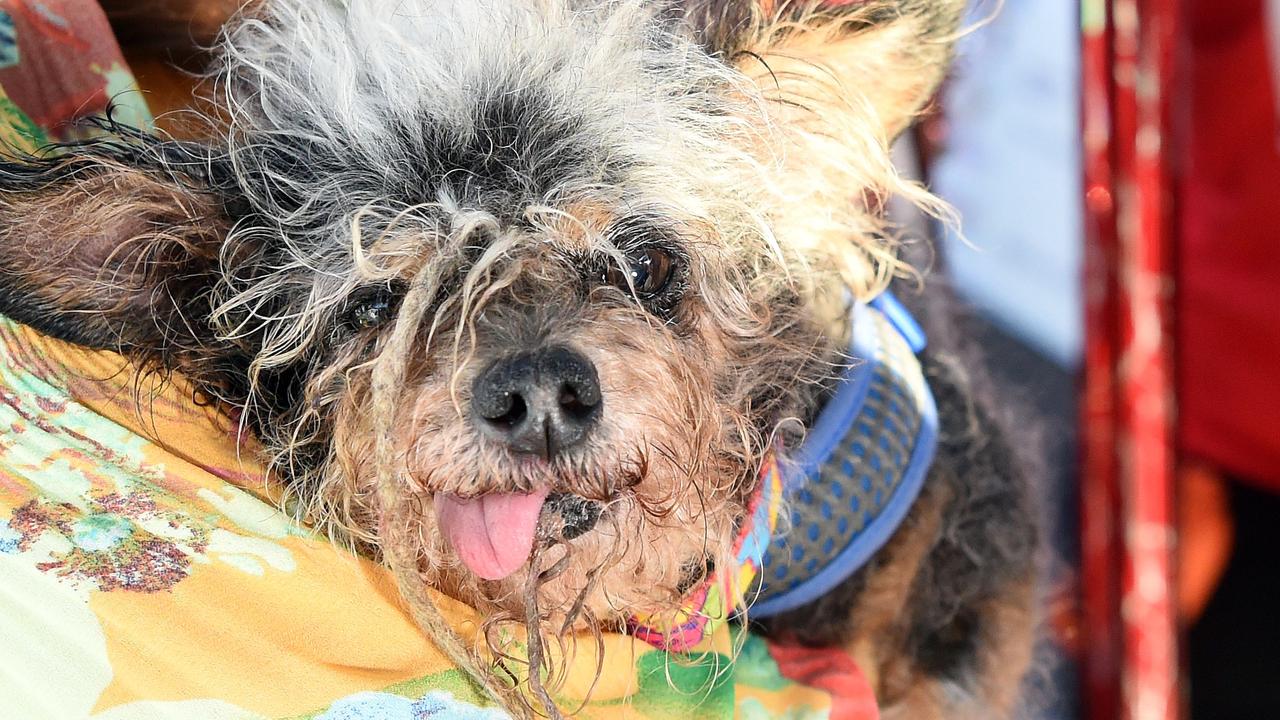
[0,0,960,650]
[207,0,841,628]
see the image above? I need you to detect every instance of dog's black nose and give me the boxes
[471,346,602,458]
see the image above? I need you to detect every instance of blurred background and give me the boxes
[927,1,1083,718]
[2,0,1275,718]
[920,1,1280,719]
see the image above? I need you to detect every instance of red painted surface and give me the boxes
[1080,1,1124,715]
[1080,0,1182,718]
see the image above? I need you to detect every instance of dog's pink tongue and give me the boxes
[435,489,551,580]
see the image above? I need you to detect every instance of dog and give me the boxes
[0,0,1038,717]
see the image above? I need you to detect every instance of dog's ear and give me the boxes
[682,0,964,138]
[0,132,232,360]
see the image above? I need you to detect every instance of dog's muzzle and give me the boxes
[540,491,602,541]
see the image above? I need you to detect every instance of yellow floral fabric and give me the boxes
[0,316,869,719]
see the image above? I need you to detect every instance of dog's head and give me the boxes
[0,0,960,689]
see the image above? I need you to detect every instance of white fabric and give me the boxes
[932,0,1083,366]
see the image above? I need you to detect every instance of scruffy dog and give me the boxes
[0,0,1037,717]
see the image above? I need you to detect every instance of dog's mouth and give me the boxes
[539,491,603,541]
[434,489,603,581]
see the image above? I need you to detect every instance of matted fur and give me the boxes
[0,1,1038,718]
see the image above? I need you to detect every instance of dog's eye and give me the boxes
[604,248,676,296]
[342,285,401,331]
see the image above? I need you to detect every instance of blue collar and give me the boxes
[749,292,939,617]
[626,292,938,650]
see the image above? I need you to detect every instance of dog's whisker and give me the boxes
[524,543,564,720]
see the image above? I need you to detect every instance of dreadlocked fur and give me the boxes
[0,1,1039,718]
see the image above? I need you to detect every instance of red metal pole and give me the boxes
[1080,0,1182,718]
[1080,0,1124,715]
[1115,0,1180,716]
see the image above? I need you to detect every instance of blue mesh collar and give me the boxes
[749,292,939,617]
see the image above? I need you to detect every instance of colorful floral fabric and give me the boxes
[0,316,877,718]
[0,1,152,149]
